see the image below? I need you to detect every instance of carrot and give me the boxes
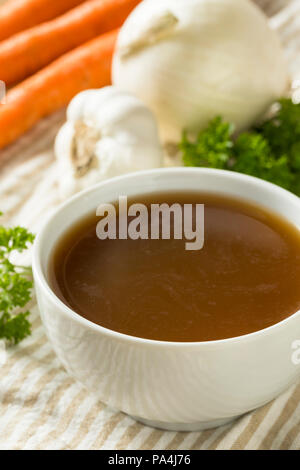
[0,0,87,42]
[0,0,140,86]
[0,29,118,150]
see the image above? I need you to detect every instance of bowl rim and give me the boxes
[32,167,300,349]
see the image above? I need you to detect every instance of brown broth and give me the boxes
[49,192,300,342]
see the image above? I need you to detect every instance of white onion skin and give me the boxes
[112,0,290,143]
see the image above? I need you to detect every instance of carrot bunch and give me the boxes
[0,0,87,41]
[0,0,140,150]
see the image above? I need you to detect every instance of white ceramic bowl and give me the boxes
[33,168,300,431]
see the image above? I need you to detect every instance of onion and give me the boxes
[112,0,290,143]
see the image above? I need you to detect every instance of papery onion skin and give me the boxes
[112,0,290,143]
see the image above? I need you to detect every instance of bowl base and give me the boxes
[132,414,241,432]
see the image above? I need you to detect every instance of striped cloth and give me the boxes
[0,0,299,450]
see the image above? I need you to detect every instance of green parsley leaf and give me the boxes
[233,132,294,191]
[181,117,233,169]
[0,220,35,345]
[181,98,300,196]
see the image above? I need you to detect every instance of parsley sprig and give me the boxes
[181,98,300,196]
[0,215,35,345]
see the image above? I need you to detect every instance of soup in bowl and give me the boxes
[32,168,300,431]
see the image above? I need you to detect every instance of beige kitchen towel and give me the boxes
[0,0,299,450]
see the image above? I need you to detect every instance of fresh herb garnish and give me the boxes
[180,98,300,196]
[0,215,35,345]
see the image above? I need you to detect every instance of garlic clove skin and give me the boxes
[112,0,290,143]
[55,87,163,200]
[55,122,79,199]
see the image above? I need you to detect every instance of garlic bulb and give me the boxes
[55,87,163,199]
[112,0,290,143]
